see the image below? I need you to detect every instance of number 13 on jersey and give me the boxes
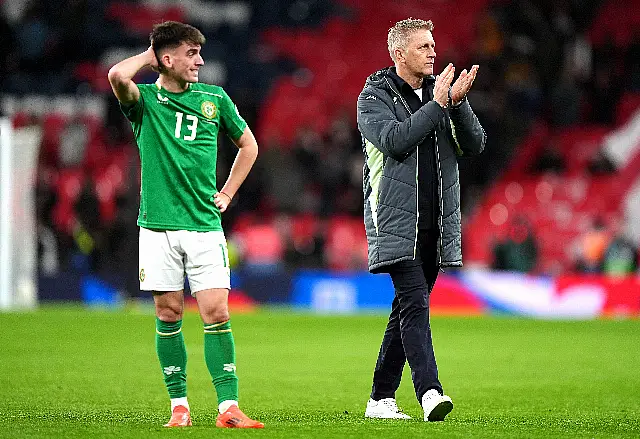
[175,112,198,141]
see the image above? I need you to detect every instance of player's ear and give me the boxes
[155,51,171,72]
[161,53,171,70]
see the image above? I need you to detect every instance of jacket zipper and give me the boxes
[434,134,444,267]
[385,78,420,259]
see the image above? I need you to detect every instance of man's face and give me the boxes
[399,29,436,77]
[161,42,204,83]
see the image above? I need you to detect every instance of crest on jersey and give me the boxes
[201,101,217,119]
[139,269,145,282]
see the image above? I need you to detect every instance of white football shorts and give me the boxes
[139,227,231,294]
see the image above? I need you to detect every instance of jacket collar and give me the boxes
[387,67,435,95]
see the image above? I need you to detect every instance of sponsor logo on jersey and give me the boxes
[201,101,217,119]
[157,93,169,104]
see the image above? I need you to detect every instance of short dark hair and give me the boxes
[150,21,205,54]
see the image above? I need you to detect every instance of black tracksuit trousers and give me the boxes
[370,229,443,402]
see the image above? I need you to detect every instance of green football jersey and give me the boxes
[121,81,247,231]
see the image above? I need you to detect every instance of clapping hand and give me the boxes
[434,63,455,108]
[450,65,478,106]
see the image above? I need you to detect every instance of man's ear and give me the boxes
[394,48,404,64]
[159,53,171,71]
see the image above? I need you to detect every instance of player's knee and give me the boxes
[212,309,230,323]
[203,308,229,324]
[155,304,184,321]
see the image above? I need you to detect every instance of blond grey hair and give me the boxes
[387,18,434,61]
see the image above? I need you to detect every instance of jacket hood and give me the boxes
[364,67,393,87]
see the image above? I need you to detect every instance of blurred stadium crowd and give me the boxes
[1,0,639,297]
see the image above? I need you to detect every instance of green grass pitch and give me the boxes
[1,305,639,438]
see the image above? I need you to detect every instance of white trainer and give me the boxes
[365,398,411,419]
[421,389,453,421]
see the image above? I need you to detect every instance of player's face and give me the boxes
[166,42,204,83]
[401,29,436,77]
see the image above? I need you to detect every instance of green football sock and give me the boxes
[204,321,239,404]
[155,318,187,399]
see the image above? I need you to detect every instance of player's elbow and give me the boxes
[107,67,125,87]
[107,64,131,88]
[237,130,259,158]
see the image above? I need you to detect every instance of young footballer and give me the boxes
[108,21,263,429]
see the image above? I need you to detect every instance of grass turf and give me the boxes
[0,305,638,438]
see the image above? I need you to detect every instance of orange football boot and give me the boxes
[216,405,264,429]
[163,405,192,427]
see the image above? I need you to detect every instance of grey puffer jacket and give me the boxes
[357,67,486,272]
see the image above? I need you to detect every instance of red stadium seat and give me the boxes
[106,2,185,36]
[589,0,640,48]
[259,0,492,144]
[244,224,284,265]
[12,111,31,129]
[616,92,640,126]
[325,216,367,271]
[555,126,608,175]
[40,113,68,168]
[56,168,84,205]
[291,214,320,245]
[52,168,85,234]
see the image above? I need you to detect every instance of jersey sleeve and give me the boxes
[119,85,145,135]
[219,89,247,141]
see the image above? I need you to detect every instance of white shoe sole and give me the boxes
[365,413,411,419]
[425,399,453,421]
[365,407,411,419]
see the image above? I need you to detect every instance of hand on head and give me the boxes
[147,46,160,72]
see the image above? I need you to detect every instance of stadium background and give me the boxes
[2,0,639,315]
[1,1,640,437]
